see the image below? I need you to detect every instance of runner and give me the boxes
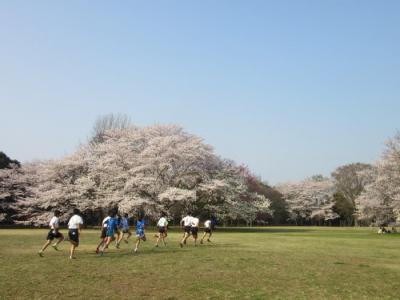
[99,209,118,255]
[133,212,146,254]
[179,213,193,248]
[191,216,200,246]
[38,210,64,257]
[155,212,168,247]
[95,212,111,254]
[67,208,83,259]
[200,219,213,244]
[114,214,122,248]
[117,213,132,247]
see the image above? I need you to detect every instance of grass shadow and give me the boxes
[215,227,315,233]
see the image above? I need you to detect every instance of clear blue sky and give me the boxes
[1,1,399,184]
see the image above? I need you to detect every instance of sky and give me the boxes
[1,1,399,185]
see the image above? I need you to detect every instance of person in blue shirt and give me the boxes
[99,209,118,255]
[114,214,122,248]
[116,213,132,247]
[133,212,146,254]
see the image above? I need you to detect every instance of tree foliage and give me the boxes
[0,151,20,169]
[276,177,338,225]
[7,124,271,225]
[355,132,400,225]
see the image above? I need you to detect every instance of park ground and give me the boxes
[0,227,399,299]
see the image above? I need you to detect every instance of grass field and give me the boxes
[0,227,399,299]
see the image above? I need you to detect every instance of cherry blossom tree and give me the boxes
[9,124,271,225]
[276,177,338,225]
[355,132,400,225]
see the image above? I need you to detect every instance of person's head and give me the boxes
[54,210,61,217]
[124,213,128,218]
[73,208,80,215]
[137,212,144,221]
[110,208,118,218]
[186,211,192,217]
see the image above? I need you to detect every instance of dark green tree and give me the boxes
[243,170,289,225]
[0,152,20,169]
[332,192,355,226]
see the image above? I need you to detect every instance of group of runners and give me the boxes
[38,208,215,259]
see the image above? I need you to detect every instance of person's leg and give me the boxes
[39,240,52,256]
[116,233,122,247]
[101,237,112,254]
[193,231,198,246]
[117,231,124,246]
[70,243,77,259]
[180,232,189,247]
[125,230,132,242]
[155,233,161,247]
[162,232,167,246]
[52,234,64,250]
[185,230,191,244]
[200,232,207,244]
[96,238,105,253]
[134,237,141,253]
[115,231,120,248]
[207,231,212,242]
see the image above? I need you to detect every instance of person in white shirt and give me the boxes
[155,212,168,247]
[179,213,193,248]
[96,212,111,254]
[200,219,213,244]
[38,210,64,257]
[190,216,200,246]
[67,208,83,259]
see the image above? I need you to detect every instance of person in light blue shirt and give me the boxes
[114,214,122,248]
[133,212,146,254]
[99,208,118,255]
[116,213,132,247]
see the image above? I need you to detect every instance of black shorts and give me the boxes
[47,229,62,241]
[184,226,191,234]
[68,229,79,246]
[100,227,107,239]
[205,228,212,233]
[159,227,166,234]
[191,227,198,237]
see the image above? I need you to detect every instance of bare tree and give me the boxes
[91,113,133,144]
[331,163,374,206]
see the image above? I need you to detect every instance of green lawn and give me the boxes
[0,227,399,299]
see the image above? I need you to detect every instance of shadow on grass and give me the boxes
[87,242,241,258]
[214,227,315,233]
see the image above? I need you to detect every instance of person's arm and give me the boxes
[78,218,83,235]
[54,221,59,233]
